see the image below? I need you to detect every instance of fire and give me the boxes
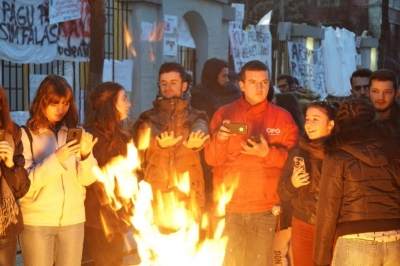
[92,141,238,266]
[148,22,164,62]
[124,23,137,57]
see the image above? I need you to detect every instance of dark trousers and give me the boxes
[0,237,17,266]
[84,227,125,266]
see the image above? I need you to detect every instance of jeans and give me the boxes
[223,211,277,266]
[19,223,84,266]
[0,237,17,266]
[332,237,400,266]
[84,226,125,266]
[291,216,315,266]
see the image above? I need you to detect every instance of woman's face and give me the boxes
[304,107,334,139]
[116,89,131,120]
[45,99,70,126]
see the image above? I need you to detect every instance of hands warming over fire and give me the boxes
[240,135,269,157]
[80,132,98,160]
[156,131,183,148]
[183,130,210,149]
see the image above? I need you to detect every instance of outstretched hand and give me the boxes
[156,131,183,148]
[240,135,269,157]
[80,132,98,160]
[183,130,210,149]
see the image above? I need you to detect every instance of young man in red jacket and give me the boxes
[205,60,299,266]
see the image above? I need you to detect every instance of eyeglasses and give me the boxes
[353,85,369,92]
[310,100,336,119]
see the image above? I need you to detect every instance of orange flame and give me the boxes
[93,142,237,266]
[124,23,137,57]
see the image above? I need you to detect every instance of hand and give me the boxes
[156,131,183,148]
[183,130,210,149]
[0,140,15,168]
[240,135,269,157]
[80,132,98,160]
[56,140,81,164]
[291,166,310,188]
[217,120,231,141]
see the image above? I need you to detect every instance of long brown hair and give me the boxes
[85,82,130,153]
[0,85,16,137]
[27,75,78,133]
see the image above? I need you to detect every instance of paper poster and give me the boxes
[103,59,133,92]
[231,3,245,23]
[164,36,177,56]
[49,0,81,25]
[56,0,90,61]
[141,21,153,41]
[164,15,178,34]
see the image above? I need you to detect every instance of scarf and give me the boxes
[0,134,18,236]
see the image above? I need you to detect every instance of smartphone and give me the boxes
[293,157,306,173]
[225,123,248,135]
[66,128,82,145]
[247,135,261,147]
[0,129,5,141]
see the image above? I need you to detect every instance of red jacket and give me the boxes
[205,97,299,213]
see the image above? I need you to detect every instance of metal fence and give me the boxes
[0,1,131,122]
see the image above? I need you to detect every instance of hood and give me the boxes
[201,58,228,85]
[324,122,395,167]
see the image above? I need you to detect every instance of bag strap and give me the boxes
[20,125,33,160]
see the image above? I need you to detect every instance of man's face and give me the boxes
[277,78,290,92]
[350,77,370,98]
[159,72,187,99]
[368,80,396,113]
[217,67,229,86]
[239,70,269,106]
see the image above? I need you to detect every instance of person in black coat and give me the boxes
[313,98,400,266]
[84,82,133,266]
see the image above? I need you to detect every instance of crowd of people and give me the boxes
[0,59,399,266]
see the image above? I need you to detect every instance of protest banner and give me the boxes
[287,41,327,98]
[56,0,90,61]
[0,0,58,63]
[229,27,272,73]
[50,0,81,25]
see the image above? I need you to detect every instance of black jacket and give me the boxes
[277,137,326,225]
[83,125,133,234]
[313,123,400,265]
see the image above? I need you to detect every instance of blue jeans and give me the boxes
[223,211,277,266]
[0,237,17,266]
[332,237,400,266]
[19,223,84,266]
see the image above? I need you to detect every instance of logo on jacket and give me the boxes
[266,128,281,135]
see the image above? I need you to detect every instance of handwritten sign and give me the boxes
[287,42,327,98]
[49,0,81,25]
[56,0,90,61]
[103,59,133,92]
[229,28,272,73]
[0,0,58,63]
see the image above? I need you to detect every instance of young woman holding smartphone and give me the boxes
[277,100,338,266]
[19,75,98,266]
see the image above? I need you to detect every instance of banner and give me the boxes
[0,0,58,63]
[49,0,81,25]
[287,42,327,98]
[56,0,90,61]
[229,28,272,73]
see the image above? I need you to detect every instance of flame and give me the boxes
[93,142,237,266]
[124,23,137,57]
[148,22,164,62]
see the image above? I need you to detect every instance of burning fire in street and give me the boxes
[92,139,237,266]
